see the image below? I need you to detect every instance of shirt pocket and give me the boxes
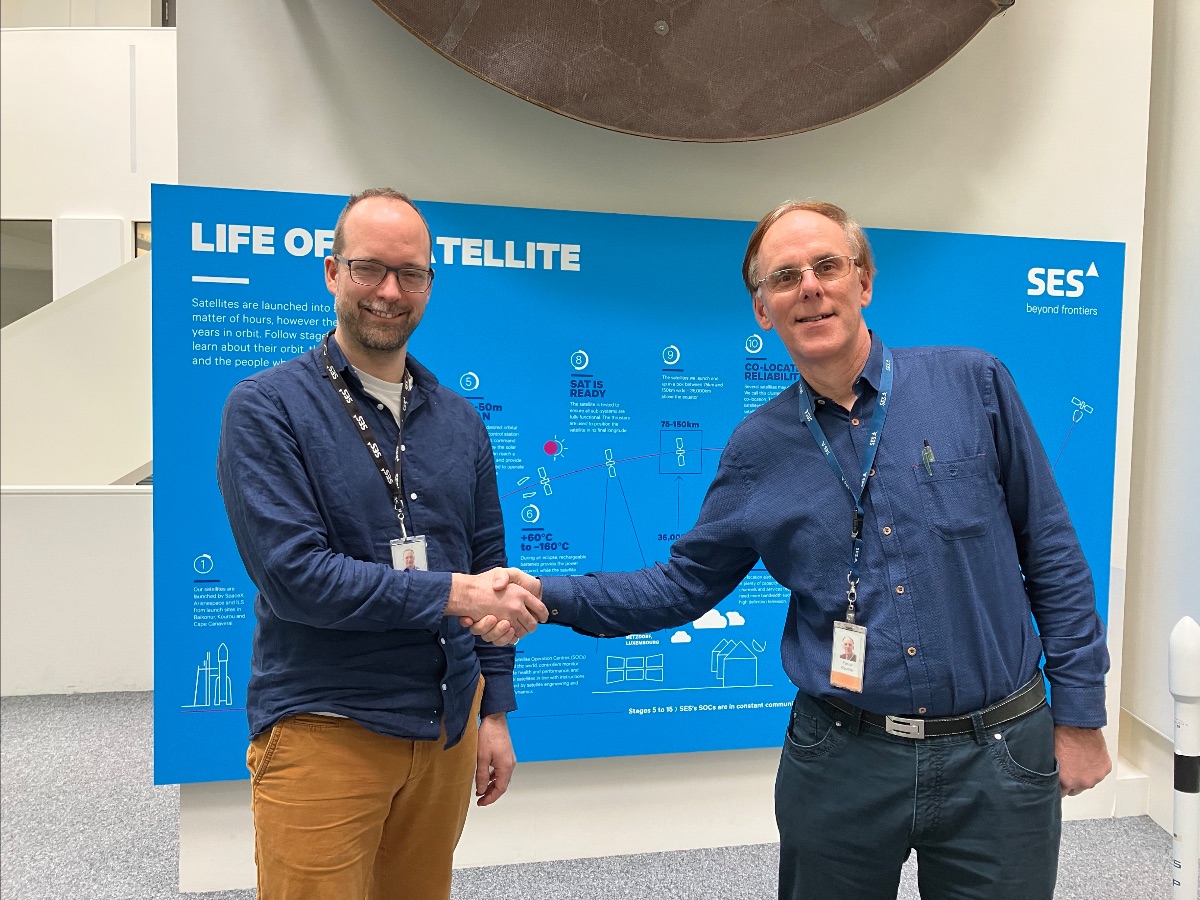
[913,453,992,540]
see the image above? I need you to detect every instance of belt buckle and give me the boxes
[885,715,926,739]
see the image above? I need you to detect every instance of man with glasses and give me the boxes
[474,200,1111,898]
[217,187,547,900]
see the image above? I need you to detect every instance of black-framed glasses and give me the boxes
[333,254,434,293]
[756,255,857,293]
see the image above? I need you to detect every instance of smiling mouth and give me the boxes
[797,313,833,324]
[363,306,407,320]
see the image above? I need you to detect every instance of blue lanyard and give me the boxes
[796,346,893,623]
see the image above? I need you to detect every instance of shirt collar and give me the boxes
[854,330,885,396]
[319,331,440,395]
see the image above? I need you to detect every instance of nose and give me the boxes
[375,269,404,298]
[798,266,824,295]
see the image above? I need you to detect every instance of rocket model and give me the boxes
[1169,616,1200,899]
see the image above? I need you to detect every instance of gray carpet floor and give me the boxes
[0,692,1186,899]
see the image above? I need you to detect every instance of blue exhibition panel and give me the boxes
[151,185,1123,784]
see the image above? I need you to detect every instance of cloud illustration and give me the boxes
[693,610,728,629]
[727,611,746,626]
[671,631,692,643]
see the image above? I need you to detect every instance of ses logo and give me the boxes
[1027,262,1099,297]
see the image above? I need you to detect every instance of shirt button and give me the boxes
[377,403,385,411]
[918,707,927,714]
[439,638,446,645]
[441,683,448,691]
[882,526,892,535]
[817,399,825,405]
[410,492,418,500]
[851,418,860,426]
[907,646,917,656]
[551,609,558,616]
[869,468,875,477]
[895,585,905,594]
[400,444,406,451]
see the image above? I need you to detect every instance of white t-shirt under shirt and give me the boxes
[354,366,407,425]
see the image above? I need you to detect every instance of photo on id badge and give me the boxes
[391,536,429,571]
[830,621,866,692]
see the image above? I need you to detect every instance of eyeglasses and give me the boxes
[333,254,434,293]
[757,255,858,293]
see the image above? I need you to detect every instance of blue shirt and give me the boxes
[217,337,513,745]
[542,335,1108,727]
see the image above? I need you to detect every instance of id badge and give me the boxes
[830,620,866,693]
[390,535,429,571]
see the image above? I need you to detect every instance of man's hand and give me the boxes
[445,568,547,645]
[475,712,515,806]
[458,568,544,644]
[1054,725,1111,797]
[492,566,543,597]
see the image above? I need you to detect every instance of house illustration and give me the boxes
[710,639,759,687]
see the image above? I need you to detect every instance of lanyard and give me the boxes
[320,334,413,537]
[796,346,893,623]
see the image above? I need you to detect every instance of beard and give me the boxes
[335,292,422,354]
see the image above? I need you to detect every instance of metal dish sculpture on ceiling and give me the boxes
[373,0,1015,142]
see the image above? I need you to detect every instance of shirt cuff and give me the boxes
[401,570,454,632]
[479,672,516,717]
[540,576,575,620]
[1047,683,1107,728]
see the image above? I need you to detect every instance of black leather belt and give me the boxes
[815,674,1047,740]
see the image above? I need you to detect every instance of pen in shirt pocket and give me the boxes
[921,440,935,476]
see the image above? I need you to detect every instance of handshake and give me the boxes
[446,568,546,646]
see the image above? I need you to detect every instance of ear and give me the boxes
[858,269,873,309]
[324,254,339,296]
[751,289,774,331]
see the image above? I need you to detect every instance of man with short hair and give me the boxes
[839,635,857,662]
[476,200,1111,898]
[218,187,546,900]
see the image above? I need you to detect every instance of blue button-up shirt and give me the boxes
[217,337,513,745]
[543,334,1108,727]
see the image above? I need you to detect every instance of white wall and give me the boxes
[0,256,151,485]
[177,3,1150,245]
[0,487,152,695]
[1120,0,1200,831]
[0,27,177,273]
[170,0,1157,885]
[0,29,171,486]
[53,216,123,299]
[0,0,153,27]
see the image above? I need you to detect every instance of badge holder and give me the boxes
[830,576,866,692]
[390,535,429,571]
